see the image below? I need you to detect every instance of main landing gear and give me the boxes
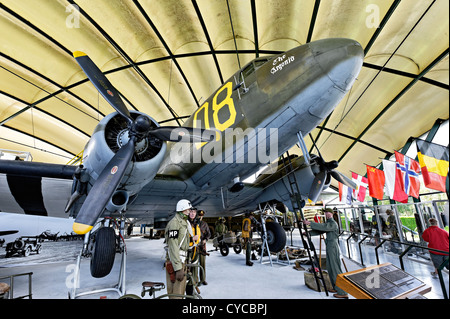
[68,217,126,299]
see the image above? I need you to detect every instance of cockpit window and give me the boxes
[254,58,269,69]
[242,58,270,79]
[242,64,255,78]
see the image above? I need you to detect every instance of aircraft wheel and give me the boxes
[219,244,229,256]
[90,227,116,278]
[266,221,286,253]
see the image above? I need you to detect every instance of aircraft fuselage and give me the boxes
[159,38,363,192]
[0,38,364,224]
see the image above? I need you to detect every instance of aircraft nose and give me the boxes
[310,38,364,91]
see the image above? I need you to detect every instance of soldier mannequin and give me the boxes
[186,208,201,296]
[303,208,348,299]
[197,210,211,285]
[214,217,228,250]
[164,199,198,299]
[242,212,253,266]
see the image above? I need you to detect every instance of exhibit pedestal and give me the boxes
[336,262,431,299]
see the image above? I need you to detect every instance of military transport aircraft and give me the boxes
[0,38,363,278]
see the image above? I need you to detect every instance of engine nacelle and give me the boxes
[105,190,129,213]
[82,111,167,196]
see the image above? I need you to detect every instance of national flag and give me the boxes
[395,151,421,198]
[339,182,352,205]
[416,139,449,193]
[383,159,408,203]
[366,165,385,200]
[351,172,368,202]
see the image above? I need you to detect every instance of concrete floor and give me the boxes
[0,230,448,300]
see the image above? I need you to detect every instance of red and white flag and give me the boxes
[351,172,368,202]
[394,151,421,199]
[366,165,385,200]
[383,159,408,203]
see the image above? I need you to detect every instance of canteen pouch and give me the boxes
[166,261,176,283]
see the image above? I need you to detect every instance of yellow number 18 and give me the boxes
[193,81,236,149]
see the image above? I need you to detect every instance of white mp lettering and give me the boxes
[168,230,178,239]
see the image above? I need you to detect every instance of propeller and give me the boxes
[307,134,356,203]
[307,155,356,203]
[72,51,214,234]
[72,136,136,234]
[73,51,215,143]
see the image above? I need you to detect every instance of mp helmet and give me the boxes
[176,199,193,212]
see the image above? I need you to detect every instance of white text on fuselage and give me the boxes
[271,55,295,75]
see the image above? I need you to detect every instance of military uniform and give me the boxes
[165,212,191,299]
[198,218,211,284]
[186,221,201,295]
[309,217,347,297]
[197,210,211,285]
[215,218,228,235]
[242,216,253,266]
[385,210,399,253]
[386,214,398,238]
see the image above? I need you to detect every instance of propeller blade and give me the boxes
[72,138,136,234]
[73,51,133,125]
[330,170,356,189]
[149,127,216,143]
[308,170,327,203]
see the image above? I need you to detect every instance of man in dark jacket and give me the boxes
[197,210,211,285]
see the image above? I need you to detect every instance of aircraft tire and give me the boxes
[266,221,286,253]
[90,227,116,278]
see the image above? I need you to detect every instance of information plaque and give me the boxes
[342,263,427,299]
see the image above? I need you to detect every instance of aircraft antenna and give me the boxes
[226,0,241,69]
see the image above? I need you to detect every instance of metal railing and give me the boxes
[0,272,33,299]
[341,231,449,299]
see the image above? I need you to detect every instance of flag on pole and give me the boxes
[383,159,408,203]
[395,151,421,199]
[416,139,449,193]
[366,165,385,200]
[351,172,368,202]
[339,182,352,205]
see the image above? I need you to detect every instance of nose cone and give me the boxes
[310,38,364,91]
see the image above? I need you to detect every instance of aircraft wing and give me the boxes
[0,159,264,221]
[0,160,75,217]
[0,159,77,179]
